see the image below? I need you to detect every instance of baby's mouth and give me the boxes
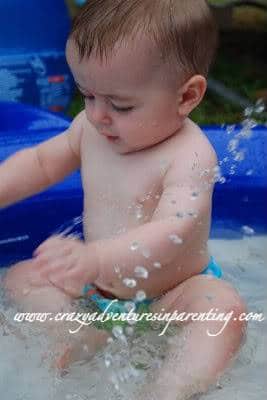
[106,136,119,142]
[101,131,119,141]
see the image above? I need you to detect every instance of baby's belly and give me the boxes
[82,198,155,242]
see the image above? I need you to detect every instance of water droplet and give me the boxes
[255,99,265,114]
[114,265,121,274]
[226,124,236,135]
[206,295,214,301]
[213,165,222,182]
[125,326,134,336]
[124,301,136,312]
[190,191,199,200]
[141,247,151,258]
[241,118,257,132]
[136,209,143,220]
[244,107,254,117]
[134,266,149,279]
[187,211,198,218]
[219,177,226,184]
[160,159,168,169]
[234,150,245,162]
[0,235,29,245]
[122,278,137,288]
[83,344,89,353]
[110,374,120,391]
[229,167,236,175]
[153,261,162,269]
[135,290,147,302]
[246,169,253,176]
[169,234,183,244]
[228,139,239,153]
[241,225,255,236]
[104,353,113,367]
[130,241,139,251]
[200,168,210,177]
[112,325,124,338]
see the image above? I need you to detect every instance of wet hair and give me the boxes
[70,0,218,78]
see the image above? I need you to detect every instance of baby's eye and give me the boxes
[112,104,134,113]
[83,94,95,101]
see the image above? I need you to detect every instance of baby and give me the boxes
[1,0,246,399]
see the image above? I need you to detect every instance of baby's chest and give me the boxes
[81,150,167,239]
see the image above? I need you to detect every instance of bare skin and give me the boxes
[1,35,247,399]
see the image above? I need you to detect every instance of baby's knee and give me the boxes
[4,260,32,291]
[3,260,47,302]
[205,278,246,315]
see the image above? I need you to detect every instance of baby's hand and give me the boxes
[32,235,98,297]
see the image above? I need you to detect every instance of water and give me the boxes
[0,104,266,398]
[0,234,266,399]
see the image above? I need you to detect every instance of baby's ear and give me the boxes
[177,75,207,117]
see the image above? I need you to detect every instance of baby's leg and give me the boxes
[3,259,109,367]
[138,275,247,400]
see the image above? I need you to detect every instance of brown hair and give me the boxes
[70,0,218,78]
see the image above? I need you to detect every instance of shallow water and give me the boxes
[0,235,266,400]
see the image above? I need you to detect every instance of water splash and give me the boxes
[122,278,137,288]
[0,235,29,246]
[52,215,83,238]
[135,290,147,302]
[141,247,151,259]
[153,262,162,269]
[241,225,255,236]
[134,266,149,279]
[130,241,139,251]
[168,234,183,244]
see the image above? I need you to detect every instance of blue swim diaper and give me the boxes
[82,257,222,315]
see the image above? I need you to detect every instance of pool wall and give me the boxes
[0,102,266,266]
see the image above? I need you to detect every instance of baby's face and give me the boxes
[66,36,183,154]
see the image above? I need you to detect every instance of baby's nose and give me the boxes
[89,102,111,126]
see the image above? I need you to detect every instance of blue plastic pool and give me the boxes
[0,101,266,267]
[0,0,73,112]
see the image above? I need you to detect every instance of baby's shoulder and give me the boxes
[165,119,218,184]
[177,119,216,163]
[67,110,90,157]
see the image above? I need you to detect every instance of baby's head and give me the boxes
[67,0,218,153]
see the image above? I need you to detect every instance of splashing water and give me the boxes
[135,290,147,302]
[0,100,266,399]
[134,266,149,279]
[122,278,137,288]
[130,242,139,251]
[168,234,183,245]
[153,262,162,269]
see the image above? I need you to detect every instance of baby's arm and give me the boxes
[0,111,84,209]
[33,141,217,299]
[92,143,218,299]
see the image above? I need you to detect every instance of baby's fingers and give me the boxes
[34,247,71,269]
[48,270,81,297]
[33,235,64,257]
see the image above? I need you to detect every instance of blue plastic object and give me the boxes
[0,0,73,112]
[0,101,266,266]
